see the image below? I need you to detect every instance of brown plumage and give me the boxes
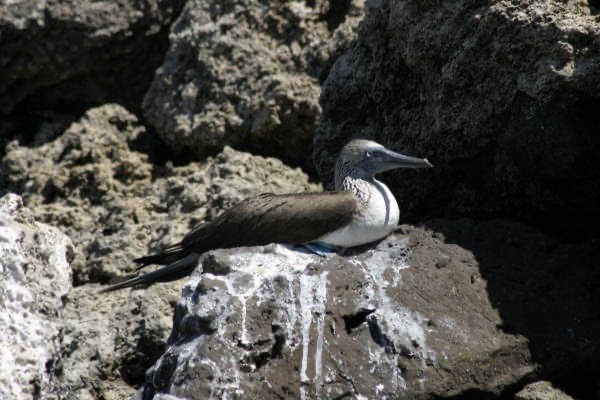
[99,192,356,292]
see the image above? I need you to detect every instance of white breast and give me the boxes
[316,179,400,247]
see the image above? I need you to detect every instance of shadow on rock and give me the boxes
[424,218,600,399]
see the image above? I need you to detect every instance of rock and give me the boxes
[515,381,574,400]
[57,282,181,400]
[0,194,74,400]
[315,0,600,234]
[2,104,157,284]
[137,230,538,399]
[142,0,364,167]
[1,104,322,398]
[2,181,594,399]
[2,2,597,398]
[1,104,321,285]
[425,218,600,399]
[0,0,184,118]
[203,145,323,220]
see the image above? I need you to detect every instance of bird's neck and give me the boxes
[334,163,374,205]
[339,176,375,204]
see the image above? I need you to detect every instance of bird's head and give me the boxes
[336,139,432,179]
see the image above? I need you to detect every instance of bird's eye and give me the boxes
[365,151,372,158]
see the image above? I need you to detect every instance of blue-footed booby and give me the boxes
[100,139,432,292]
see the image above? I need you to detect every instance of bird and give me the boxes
[99,139,432,293]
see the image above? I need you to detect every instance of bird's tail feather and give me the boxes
[133,243,185,269]
[99,253,200,293]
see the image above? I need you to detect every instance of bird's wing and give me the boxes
[100,192,357,292]
[180,191,358,253]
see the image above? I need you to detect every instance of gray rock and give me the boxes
[1,104,321,285]
[515,381,574,400]
[315,0,600,233]
[2,104,158,284]
[0,194,74,400]
[138,230,537,399]
[58,282,182,400]
[0,0,184,117]
[2,1,596,399]
[142,0,364,167]
[1,104,323,398]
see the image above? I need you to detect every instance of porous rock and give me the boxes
[1,103,321,285]
[136,229,538,399]
[0,0,184,116]
[143,0,364,167]
[1,103,322,398]
[0,194,73,400]
[315,0,600,233]
[515,381,574,400]
[58,283,181,400]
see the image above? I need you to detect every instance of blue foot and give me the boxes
[303,242,338,256]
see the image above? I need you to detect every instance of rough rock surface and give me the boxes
[425,218,600,399]
[143,0,364,167]
[1,0,599,398]
[58,283,181,400]
[136,231,538,399]
[1,104,323,399]
[0,194,74,400]
[1,104,321,285]
[515,381,574,400]
[315,0,600,233]
[0,0,184,118]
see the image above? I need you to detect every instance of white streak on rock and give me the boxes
[168,337,243,400]
[206,245,314,345]
[359,235,434,392]
[240,295,249,344]
[206,275,235,337]
[300,275,314,384]
[286,277,298,347]
[314,272,328,398]
[299,271,329,399]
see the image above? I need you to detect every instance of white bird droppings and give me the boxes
[169,236,435,399]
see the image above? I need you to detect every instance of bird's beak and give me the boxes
[379,148,433,171]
